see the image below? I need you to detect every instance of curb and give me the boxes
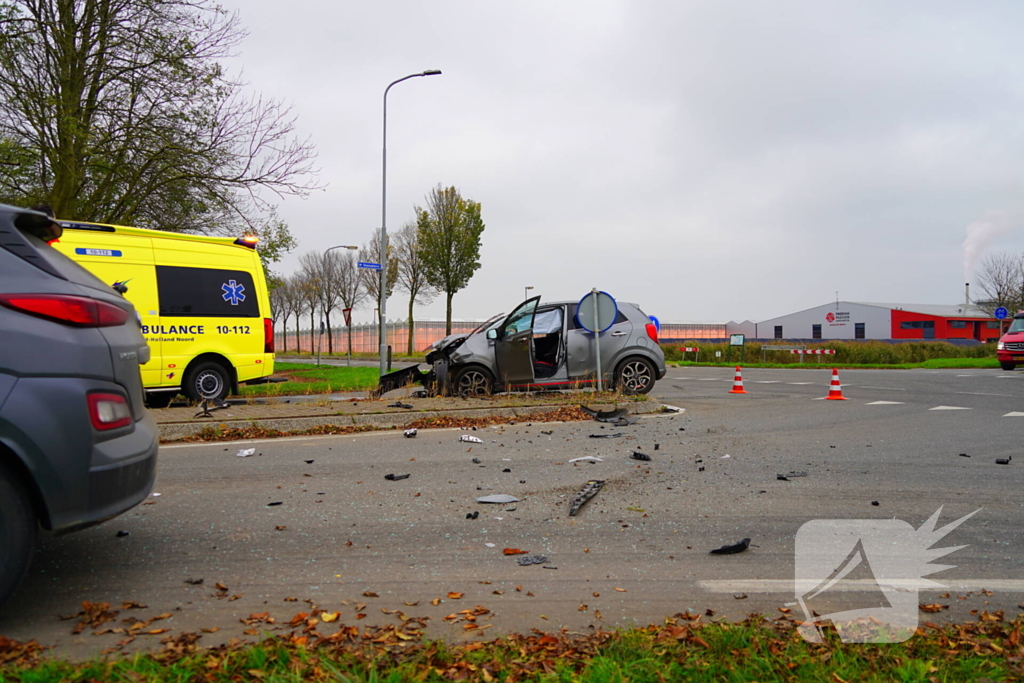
[157,401,668,442]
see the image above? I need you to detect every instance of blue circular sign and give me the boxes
[995,307,1009,320]
[576,291,617,333]
[649,315,661,331]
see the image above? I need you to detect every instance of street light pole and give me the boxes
[524,285,534,300]
[381,69,442,378]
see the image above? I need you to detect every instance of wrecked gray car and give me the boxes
[377,296,666,396]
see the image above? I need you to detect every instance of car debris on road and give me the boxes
[709,538,751,555]
[568,480,604,516]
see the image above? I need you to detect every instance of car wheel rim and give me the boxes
[457,370,490,396]
[196,370,223,398]
[621,361,651,392]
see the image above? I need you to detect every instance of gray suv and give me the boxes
[411,296,666,395]
[0,205,158,604]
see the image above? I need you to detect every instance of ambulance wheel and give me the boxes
[144,392,176,409]
[1000,362,1017,371]
[0,460,36,605]
[184,361,231,401]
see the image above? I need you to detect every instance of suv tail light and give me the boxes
[264,317,274,353]
[645,322,659,343]
[87,393,132,430]
[0,294,129,327]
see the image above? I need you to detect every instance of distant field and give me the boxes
[236,362,381,397]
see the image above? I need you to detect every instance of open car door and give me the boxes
[493,296,540,386]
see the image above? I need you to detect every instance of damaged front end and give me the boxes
[372,333,470,397]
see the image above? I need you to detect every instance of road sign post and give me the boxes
[576,289,618,392]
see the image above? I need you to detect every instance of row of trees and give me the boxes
[269,185,485,355]
[975,251,1024,316]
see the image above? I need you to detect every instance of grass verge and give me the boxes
[2,613,1020,681]
[237,363,381,397]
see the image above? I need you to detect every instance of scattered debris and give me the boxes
[403,429,418,438]
[305,460,314,464]
[236,448,256,457]
[588,433,624,439]
[569,456,603,463]
[460,435,483,443]
[777,471,807,479]
[630,451,652,462]
[502,468,512,472]
[872,501,880,506]
[720,454,731,459]
[654,444,660,451]
[503,548,529,555]
[709,538,751,555]
[568,480,605,517]
[266,501,283,507]
[184,578,204,585]
[477,494,521,504]
[996,456,1012,465]
[959,453,971,458]
[734,594,748,600]
[465,511,479,520]
[540,430,553,435]
[516,555,548,566]
[116,530,130,538]
[612,415,639,426]
[388,402,414,409]
[580,405,628,422]
[472,457,482,464]
[384,473,410,481]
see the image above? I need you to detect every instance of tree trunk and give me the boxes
[407,295,415,355]
[309,308,315,355]
[326,313,334,354]
[347,321,353,357]
[446,291,454,335]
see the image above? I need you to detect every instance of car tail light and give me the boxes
[645,322,659,343]
[264,317,274,353]
[87,393,132,430]
[0,294,129,327]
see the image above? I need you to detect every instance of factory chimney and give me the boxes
[965,282,970,309]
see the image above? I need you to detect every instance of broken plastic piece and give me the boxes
[389,402,414,409]
[404,428,418,438]
[709,538,751,555]
[384,473,410,481]
[516,555,548,566]
[471,457,481,464]
[466,511,479,520]
[871,501,880,506]
[588,433,624,439]
[116,530,130,538]
[477,494,521,504]
[580,405,628,422]
[568,480,604,517]
[236,448,255,457]
[777,471,807,479]
[569,456,603,463]
[630,451,652,461]
[460,435,483,443]
[996,456,1012,465]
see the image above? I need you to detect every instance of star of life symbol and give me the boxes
[221,280,246,306]
[793,507,979,643]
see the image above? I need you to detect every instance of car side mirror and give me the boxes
[486,329,499,340]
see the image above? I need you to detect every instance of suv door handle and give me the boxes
[610,331,627,337]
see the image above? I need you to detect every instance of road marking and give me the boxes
[929,406,972,411]
[956,374,977,377]
[699,579,1024,593]
[697,378,721,381]
[954,391,1013,397]
[865,401,905,405]
[787,382,814,385]
[754,381,781,383]
[1004,412,1024,417]
[858,386,907,391]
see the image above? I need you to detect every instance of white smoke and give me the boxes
[962,210,1020,281]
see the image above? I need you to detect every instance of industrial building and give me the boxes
[731,301,1002,342]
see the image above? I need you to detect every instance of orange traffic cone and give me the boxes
[825,368,848,400]
[729,366,748,394]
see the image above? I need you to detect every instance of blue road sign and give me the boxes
[995,306,1009,320]
[358,262,382,270]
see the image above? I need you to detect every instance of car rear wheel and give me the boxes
[615,356,657,395]
[0,461,37,605]
[184,361,231,401]
[1000,362,1017,371]
[451,366,494,397]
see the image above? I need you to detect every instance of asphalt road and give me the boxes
[1,366,1022,658]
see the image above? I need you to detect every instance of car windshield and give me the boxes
[1008,317,1024,334]
[471,313,505,336]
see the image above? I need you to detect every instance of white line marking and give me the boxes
[1003,411,1024,417]
[929,406,972,411]
[754,381,781,383]
[956,374,977,377]
[697,378,721,381]
[865,401,905,405]
[699,579,1024,593]
[787,382,814,385]
[858,386,907,391]
[954,391,1013,397]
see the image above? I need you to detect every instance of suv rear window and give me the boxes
[157,266,259,317]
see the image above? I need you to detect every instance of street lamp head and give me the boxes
[421,69,442,76]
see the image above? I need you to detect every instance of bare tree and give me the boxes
[295,271,321,355]
[393,221,435,354]
[286,275,309,352]
[300,251,352,354]
[0,0,320,234]
[358,228,399,324]
[975,252,1024,316]
[268,275,288,349]
[333,250,367,356]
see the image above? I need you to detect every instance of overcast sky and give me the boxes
[217,0,1024,324]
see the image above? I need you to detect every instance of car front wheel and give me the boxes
[184,361,231,402]
[0,461,37,605]
[615,356,657,395]
[1000,362,1017,371]
[451,366,494,397]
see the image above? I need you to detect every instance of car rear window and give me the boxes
[157,265,259,317]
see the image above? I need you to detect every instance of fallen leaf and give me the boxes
[515,585,522,592]
[121,601,147,610]
[431,598,442,606]
[447,592,464,599]
[144,629,170,635]
[362,591,379,598]
[492,590,505,595]
[778,607,792,614]
[275,526,287,531]
[320,612,340,623]
[595,609,603,619]
[355,613,366,620]
[919,604,949,614]
[614,587,627,593]
[215,582,229,591]
[200,627,220,633]
[503,548,529,556]
[526,592,535,597]
[593,592,600,597]
[403,601,419,606]
[578,604,588,612]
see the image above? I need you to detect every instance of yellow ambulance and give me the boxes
[52,220,275,407]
